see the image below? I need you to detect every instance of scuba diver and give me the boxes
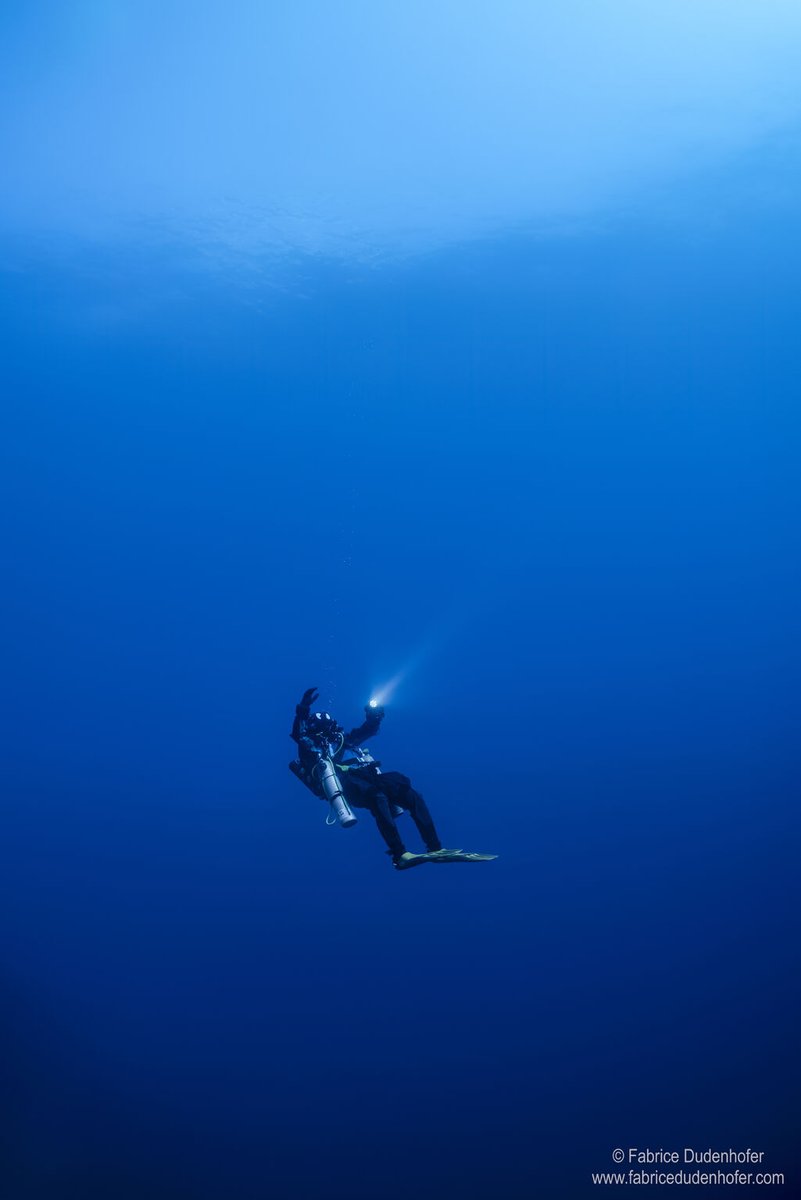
[289,687,496,871]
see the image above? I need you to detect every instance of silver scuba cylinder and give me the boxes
[318,756,358,828]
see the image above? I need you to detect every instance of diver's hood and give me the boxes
[309,711,342,738]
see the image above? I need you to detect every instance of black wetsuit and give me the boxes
[290,706,442,860]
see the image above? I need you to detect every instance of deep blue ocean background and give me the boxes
[2,7,801,1198]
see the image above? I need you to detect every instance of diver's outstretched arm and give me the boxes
[344,703,384,745]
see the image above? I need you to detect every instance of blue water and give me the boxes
[2,12,801,1197]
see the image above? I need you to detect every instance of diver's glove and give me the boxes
[365,703,385,722]
[298,687,319,715]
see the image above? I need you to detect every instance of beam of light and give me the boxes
[368,671,407,708]
[366,614,460,705]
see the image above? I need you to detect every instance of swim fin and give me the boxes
[394,852,425,870]
[393,849,497,870]
[426,849,498,864]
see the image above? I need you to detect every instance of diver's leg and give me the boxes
[370,791,407,862]
[406,790,442,853]
[386,778,442,854]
